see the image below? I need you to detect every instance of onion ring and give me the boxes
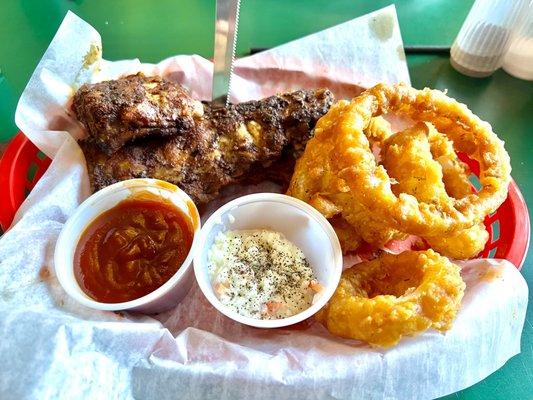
[381,121,489,258]
[315,250,465,347]
[425,223,488,260]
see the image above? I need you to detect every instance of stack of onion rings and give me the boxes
[289,83,511,346]
[288,83,511,258]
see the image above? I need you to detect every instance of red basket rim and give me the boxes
[505,178,530,268]
[0,133,30,230]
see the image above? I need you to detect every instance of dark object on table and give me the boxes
[249,45,451,55]
[73,73,204,154]
[77,74,334,204]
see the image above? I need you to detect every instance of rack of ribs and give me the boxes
[73,73,334,204]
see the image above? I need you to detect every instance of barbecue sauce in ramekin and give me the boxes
[74,197,193,303]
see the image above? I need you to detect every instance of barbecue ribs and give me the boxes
[73,73,204,154]
[73,74,334,204]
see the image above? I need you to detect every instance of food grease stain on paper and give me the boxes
[72,42,103,91]
[480,266,505,282]
[39,265,52,281]
[82,43,102,69]
[397,45,406,61]
[369,12,394,42]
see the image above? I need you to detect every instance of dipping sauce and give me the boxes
[74,197,193,303]
[208,229,323,320]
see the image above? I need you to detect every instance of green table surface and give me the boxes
[0,1,531,398]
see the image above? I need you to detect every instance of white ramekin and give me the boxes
[193,193,343,328]
[54,179,201,313]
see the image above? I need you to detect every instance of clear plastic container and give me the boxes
[503,2,533,80]
[451,0,529,77]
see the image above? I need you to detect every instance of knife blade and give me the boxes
[211,0,241,106]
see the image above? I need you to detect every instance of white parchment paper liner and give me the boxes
[0,7,528,400]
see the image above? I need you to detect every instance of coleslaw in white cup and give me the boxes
[193,193,343,328]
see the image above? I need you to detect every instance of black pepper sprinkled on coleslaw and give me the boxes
[207,229,322,319]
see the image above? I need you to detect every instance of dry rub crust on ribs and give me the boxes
[77,78,334,204]
[73,73,204,154]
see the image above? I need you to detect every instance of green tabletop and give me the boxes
[0,1,531,398]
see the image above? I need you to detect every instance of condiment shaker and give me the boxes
[503,1,533,80]
[451,0,529,77]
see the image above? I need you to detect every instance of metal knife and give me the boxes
[211,0,241,106]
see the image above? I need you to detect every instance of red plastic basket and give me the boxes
[0,131,530,268]
[0,132,51,233]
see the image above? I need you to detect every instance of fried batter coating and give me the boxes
[316,250,465,347]
[329,215,363,253]
[366,115,394,146]
[288,83,510,251]
[381,122,489,258]
[332,192,406,248]
[426,124,489,258]
[286,101,404,251]
[382,122,448,202]
[425,223,488,260]
[427,123,472,199]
